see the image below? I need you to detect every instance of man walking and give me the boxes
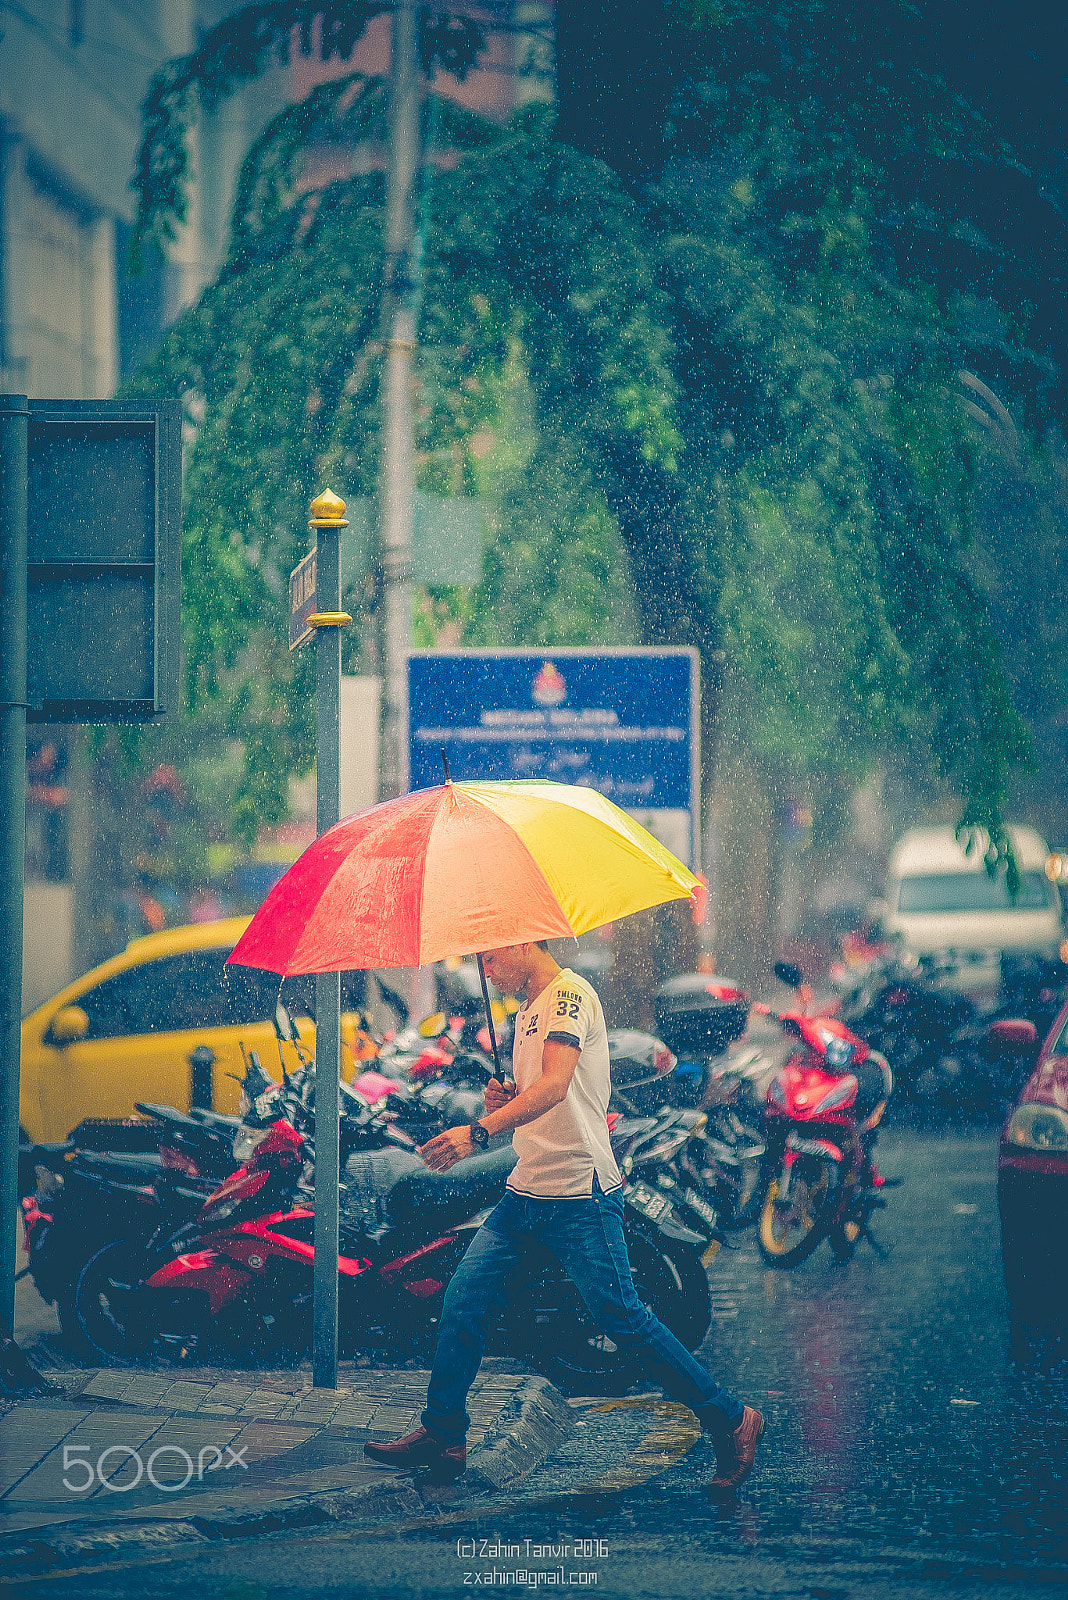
[364,940,763,1497]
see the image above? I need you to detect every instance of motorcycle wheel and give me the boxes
[758,1159,839,1267]
[74,1240,153,1359]
[725,1153,767,1229]
[518,1236,710,1396]
[56,1286,102,1361]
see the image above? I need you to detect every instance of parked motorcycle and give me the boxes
[997,952,1067,1039]
[21,1103,238,1348]
[925,1014,1041,1116]
[679,1043,773,1229]
[356,1024,497,1144]
[757,961,898,1267]
[609,1105,727,1249]
[654,975,752,1106]
[649,977,769,1227]
[842,945,1061,1114]
[73,1106,713,1395]
[842,952,974,1098]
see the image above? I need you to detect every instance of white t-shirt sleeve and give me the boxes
[544,979,593,1053]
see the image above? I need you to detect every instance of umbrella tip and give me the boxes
[440,747,452,784]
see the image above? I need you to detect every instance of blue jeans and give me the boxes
[422,1182,743,1445]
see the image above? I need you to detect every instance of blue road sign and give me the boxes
[407,648,700,868]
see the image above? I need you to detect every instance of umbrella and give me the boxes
[227,778,701,1071]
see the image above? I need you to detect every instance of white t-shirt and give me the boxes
[506,968,623,1198]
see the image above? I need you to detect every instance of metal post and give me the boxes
[0,394,28,1338]
[378,0,420,801]
[308,489,348,1390]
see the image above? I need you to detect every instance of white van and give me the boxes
[884,825,1063,962]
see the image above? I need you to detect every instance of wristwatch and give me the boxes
[469,1119,490,1150]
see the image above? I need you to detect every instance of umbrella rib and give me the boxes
[413,788,439,968]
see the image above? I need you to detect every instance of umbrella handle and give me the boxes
[476,952,509,1082]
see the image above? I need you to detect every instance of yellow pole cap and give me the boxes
[309,488,349,527]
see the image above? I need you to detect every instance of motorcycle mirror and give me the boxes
[419,1011,447,1038]
[773,960,804,989]
[377,977,411,1027]
[274,1002,296,1043]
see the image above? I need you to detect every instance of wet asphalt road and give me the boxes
[9,1126,1068,1599]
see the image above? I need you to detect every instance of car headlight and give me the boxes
[1005,1103,1068,1152]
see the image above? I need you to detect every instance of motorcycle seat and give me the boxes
[72,1149,164,1185]
[384,1145,518,1231]
[341,1147,427,1229]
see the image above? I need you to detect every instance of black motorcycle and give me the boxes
[843,954,975,1098]
[21,1104,238,1349]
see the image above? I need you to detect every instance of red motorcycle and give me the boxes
[756,962,897,1267]
[74,1115,713,1393]
[74,1117,493,1364]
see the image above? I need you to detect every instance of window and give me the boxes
[72,951,281,1040]
[67,953,367,1041]
[1048,1016,1068,1057]
[896,872,1054,915]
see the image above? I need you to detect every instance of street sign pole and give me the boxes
[304,490,350,1390]
[378,0,419,801]
[0,395,28,1339]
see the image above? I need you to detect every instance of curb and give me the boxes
[465,1376,574,1491]
[0,1375,574,1578]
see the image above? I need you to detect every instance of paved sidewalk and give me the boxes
[0,1360,574,1570]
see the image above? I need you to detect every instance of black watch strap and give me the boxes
[469,1119,490,1149]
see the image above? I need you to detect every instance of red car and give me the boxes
[997,1006,1068,1319]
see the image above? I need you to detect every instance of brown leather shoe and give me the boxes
[707,1405,764,1498]
[363,1426,467,1480]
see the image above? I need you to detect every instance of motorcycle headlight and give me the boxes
[232,1127,268,1163]
[1004,1103,1068,1152]
[812,1074,859,1114]
[645,1130,691,1161]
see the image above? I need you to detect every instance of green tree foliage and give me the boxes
[559,1,1068,406]
[120,4,1056,944]
[133,2,484,260]
[125,90,675,846]
[656,136,1035,820]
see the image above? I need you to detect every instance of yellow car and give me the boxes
[19,918,374,1144]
